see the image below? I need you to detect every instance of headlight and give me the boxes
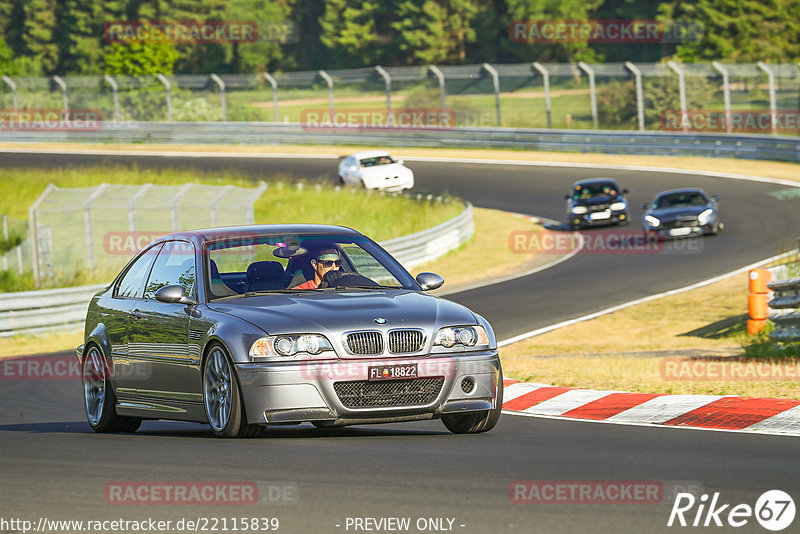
[249,334,334,360]
[433,326,490,350]
[698,208,714,225]
[610,201,627,211]
[644,215,660,228]
[571,206,588,215]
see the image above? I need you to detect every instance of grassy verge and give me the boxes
[419,211,565,292]
[501,267,800,399]
[0,208,567,358]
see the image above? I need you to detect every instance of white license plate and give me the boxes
[590,211,611,220]
[669,227,693,237]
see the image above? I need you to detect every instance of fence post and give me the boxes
[171,184,194,232]
[2,214,7,271]
[482,63,502,127]
[248,182,268,224]
[711,61,732,133]
[428,65,447,117]
[210,185,234,227]
[29,183,57,287]
[103,75,120,123]
[1,75,17,113]
[532,62,551,129]
[577,61,598,129]
[51,75,69,117]
[317,70,334,120]
[623,62,645,131]
[667,61,688,133]
[756,62,778,135]
[375,66,392,124]
[83,183,109,271]
[263,73,279,122]
[210,74,226,122]
[156,74,172,122]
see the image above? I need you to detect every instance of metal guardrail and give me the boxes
[383,201,473,269]
[0,284,106,337]
[1,122,795,162]
[0,201,473,337]
[768,277,800,341]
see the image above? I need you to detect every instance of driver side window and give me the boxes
[144,240,196,300]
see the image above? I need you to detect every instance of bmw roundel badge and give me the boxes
[374,317,387,324]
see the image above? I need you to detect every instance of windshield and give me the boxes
[571,183,619,200]
[204,232,417,300]
[360,155,395,167]
[654,192,708,209]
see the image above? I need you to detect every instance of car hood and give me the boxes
[208,289,476,335]
[648,206,708,219]
[359,164,411,176]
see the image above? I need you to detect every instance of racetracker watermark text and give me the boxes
[508,229,703,255]
[104,481,297,505]
[661,109,800,133]
[0,109,102,131]
[103,20,299,44]
[509,20,702,43]
[661,358,800,381]
[300,108,456,131]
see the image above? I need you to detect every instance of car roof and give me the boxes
[155,224,362,244]
[655,188,707,197]
[572,177,620,187]
[347,150,392,159]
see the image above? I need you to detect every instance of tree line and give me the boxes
[0,0,797,76]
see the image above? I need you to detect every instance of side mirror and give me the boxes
[564,194,570,200]
[711,195,719,202]
[641,203,648,210]
[622,188,629,194]
[155,284,196,305]
[396,159,404,165]
[416,272,444,291]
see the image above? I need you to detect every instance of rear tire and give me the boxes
[442,379,503,434]
[82,345,141,433]
[203,344,262,438]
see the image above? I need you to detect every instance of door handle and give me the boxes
[129,309,141,321]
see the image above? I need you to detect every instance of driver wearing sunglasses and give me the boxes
[291,247,341,289]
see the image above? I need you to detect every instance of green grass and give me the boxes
[0,165,462,292]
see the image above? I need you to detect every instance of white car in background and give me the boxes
[338,150,415,191]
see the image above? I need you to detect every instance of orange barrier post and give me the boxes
[747,269,772,335]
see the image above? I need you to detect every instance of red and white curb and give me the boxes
[502,380,800,436]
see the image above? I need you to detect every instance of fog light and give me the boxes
[461,376,476,394]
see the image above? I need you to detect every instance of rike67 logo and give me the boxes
[668,490,795,531]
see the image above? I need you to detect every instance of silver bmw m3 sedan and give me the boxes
[78,225,503,438]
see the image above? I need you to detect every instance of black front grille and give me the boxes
[346,331,384,355]
[334,378,444,408]
[662,217,698,229]
[388,330,424,353]
[588,203,610,212]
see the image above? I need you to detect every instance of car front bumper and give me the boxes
[235,351,501,425]
[571,211,628,228]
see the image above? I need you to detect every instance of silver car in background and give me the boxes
[78,225,502,438]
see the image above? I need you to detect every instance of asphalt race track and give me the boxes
[1,150,799,533]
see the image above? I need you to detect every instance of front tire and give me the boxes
[203,344,261,438]
[441,379,503,434]
[82,345,141,433]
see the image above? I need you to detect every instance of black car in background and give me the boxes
[642,188,723,238]
[565,178,629,230]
